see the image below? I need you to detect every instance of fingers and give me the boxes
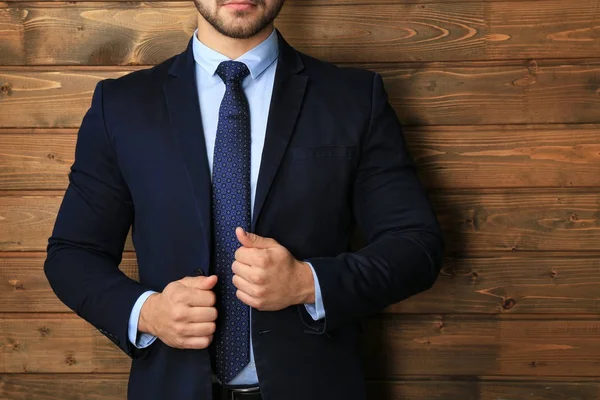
[173,321,216,338]
[234,246,273,268]
[184,305,218,323]
[232,274,264,298]
[236,227,278,249]
[179,275,218,290]
[236,289,262,310]
[171,286,216,308]
[174,334,214,350]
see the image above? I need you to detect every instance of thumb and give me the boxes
[236,227,278,249]
[180,275,218,290]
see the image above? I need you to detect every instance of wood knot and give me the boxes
[436,321,445,332]
[502,298,516,310]
[8,279,24,290]
[511,246,518,252]
[550,270,558,278]
[0,83,11,95]
[568,213,578,222]
[11,342,22,351]
[47,153,56,160]
[65,356,76,365]
[527,60,539,73]
[38,326,50,337]
[470,271,479,283]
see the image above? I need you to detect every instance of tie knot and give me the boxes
[216,61,250,84]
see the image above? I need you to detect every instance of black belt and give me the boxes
[212,383,261,400]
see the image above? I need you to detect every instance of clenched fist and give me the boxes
[138,275,218,349]
[232,227,316,311]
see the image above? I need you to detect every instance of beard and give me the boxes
[194,0,285,39]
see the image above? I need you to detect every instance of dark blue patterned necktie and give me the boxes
[212,60,251,383]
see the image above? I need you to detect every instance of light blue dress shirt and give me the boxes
[127,28,325,385]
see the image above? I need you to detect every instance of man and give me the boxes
[44,0,444,399]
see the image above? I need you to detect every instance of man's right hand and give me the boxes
[138,275,218,349]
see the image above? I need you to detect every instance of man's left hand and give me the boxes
[232,227,315,311]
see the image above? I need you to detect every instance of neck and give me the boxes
[196,16,274,59]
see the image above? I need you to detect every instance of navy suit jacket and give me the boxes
[44,32,444,400]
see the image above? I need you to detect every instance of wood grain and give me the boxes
[3,60,600,127]
[363,314,600,379]
[3,125,600,190]
[0,192,134,251]
[0,133,74,191]
[1,374,599,400]
[0,253,138,313]
[431,189,600,253]
[3,252,600,314]
[2,314,600,377]
[3,1,600,65]
[405,124,600,188]
[2,189,600,252]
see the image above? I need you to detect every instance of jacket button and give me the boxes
[194,268,205,276]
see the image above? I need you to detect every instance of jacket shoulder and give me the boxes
[297,51,377,91]
[101,53,177,95]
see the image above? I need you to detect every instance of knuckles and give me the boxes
[172,307,187,322]
[206,291,216,306]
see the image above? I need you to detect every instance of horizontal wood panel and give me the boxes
[0,193,134,251]
[406,124,600,188]
[1,189,600,252]
[1,375,599,400]
[3,1,600,65]
[363,314,600,379]
[3,124,600,190]
[0,254,138,312]
[2,314,600,377]
[3,61,600,127]
[3,252,600,314]
[430,188,600,252]
[0,0,600,65]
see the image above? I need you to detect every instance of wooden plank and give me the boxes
[0,253,138,312]
[0,70,129,128]
[2,314,600,377]
[405,124,600,188]
[431,189,600,253]
[392,253,600,314]
[0,192,134,251]
[0,133,74,191]
[0,374,128,399]
[3,252,600,314]
[2,189,600,252]
[1,374,599,400]
[3,60,600,127]
[3,124,600,190]
[3,1,600,65]
[367,378,600,399]
[362,314,600,379]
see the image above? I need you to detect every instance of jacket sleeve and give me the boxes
[44,80,152,358]
[304,73,444,334]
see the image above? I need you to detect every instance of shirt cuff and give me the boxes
[128,290,158,349]
[304,262,326,321]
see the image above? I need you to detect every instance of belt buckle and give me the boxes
[229,385,260,400]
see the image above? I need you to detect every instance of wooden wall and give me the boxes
[2,0,600,399]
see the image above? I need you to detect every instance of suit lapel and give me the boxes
[252,32,307,231]
[163,39,212,257]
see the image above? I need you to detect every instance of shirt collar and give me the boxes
[192,28,279,80]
